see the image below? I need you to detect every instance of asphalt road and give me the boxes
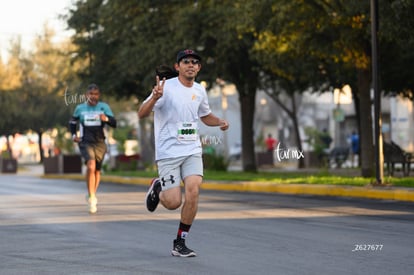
[1,174,414,275]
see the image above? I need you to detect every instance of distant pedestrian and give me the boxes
[350,131,360,167]
[317,128,333,165]
[265,134,277,152]
[320,128,332,152]
[69,84,117,214]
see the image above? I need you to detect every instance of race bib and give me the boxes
[177,122,198,141]
[84,113,101,126]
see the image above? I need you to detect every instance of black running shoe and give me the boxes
[145,178,161,212]
[171,239,197,257]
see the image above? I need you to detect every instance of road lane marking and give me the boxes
[1,193,412,226]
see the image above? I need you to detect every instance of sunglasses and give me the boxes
[181,58,200,65]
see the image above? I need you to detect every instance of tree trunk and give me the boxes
[290,94,305,168]
[37,130,44,163]
[5,135,13,159]
[240,90,257,172]
[267,92,305,168]
[357,68,374,177]
[138,117,155,168]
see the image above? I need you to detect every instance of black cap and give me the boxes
[87,83,99,91]
[176,49,202,63]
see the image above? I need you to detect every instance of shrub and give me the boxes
[202,152,228,171]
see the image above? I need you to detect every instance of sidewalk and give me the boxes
[17,163,45,176]
[19,164,412,203]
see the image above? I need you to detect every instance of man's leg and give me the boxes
[181,175,202,225]
[86,159,97,196]
[146,178,182,212]
[171,175,201,257]
[94,170,101,194]
[154,174,201,222]
[85,159,98,213]
[94,160,105,195]
[177,153,203,239]
[146,158,182,212]
[145,155,202,257]
[79,142,100,214]
[159,186,182,210]
[93,142,106,195]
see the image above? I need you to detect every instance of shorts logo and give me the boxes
[161,175,175,187]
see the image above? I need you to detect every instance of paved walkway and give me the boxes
[14,164,414,203]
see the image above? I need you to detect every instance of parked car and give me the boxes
[228,142,241,161]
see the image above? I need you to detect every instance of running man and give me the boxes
[138,49,229,257]
[69,84,117,213]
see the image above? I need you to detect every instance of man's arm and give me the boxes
[138,96,158,119]
[138,75,165,119]
[99,104,117,128]
[69,116,81,142]
[200,113,229,131]
[69,117,78,136]
[102,115,117,128]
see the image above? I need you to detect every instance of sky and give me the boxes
[0,0,73,61]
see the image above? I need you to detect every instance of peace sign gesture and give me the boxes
[152,75,165,100]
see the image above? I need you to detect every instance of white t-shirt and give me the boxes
[144,77,211,160]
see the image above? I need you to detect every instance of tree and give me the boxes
[65,0,414,175]
[67,0,263,171]
[249,0,376,176]
[252,25,332,168]
[248,0,414,176]
[187,0,262,172]
[23,26,79,161]
[379,0,414,96]
[0,38,24,91]
[0,39,26,159]
[0,26,82,162]
[66,0,194,164]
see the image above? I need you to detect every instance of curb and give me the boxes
[42,174,414,203]
[202,181,414,202]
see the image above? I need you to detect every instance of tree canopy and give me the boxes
[64,0,414,175]
[0,26,82,161]
[1,0,409,173]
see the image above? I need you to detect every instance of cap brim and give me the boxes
[177,54,202,63]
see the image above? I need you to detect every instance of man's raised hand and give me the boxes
[152,75,165,100]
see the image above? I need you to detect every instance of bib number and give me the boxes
[84,113,101,126]
[177,122,198,141]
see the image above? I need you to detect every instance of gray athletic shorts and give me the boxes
[78,141,107,171]
[156,153,203,191]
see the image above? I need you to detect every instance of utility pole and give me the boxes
[371,0,383,184]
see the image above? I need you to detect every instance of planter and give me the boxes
[303,151,323,168]
[256,151,274,167]
[115,154,140,171]
[44,154,82,174]
[0,158,17,173]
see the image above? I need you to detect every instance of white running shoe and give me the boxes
[86,195,98,214]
